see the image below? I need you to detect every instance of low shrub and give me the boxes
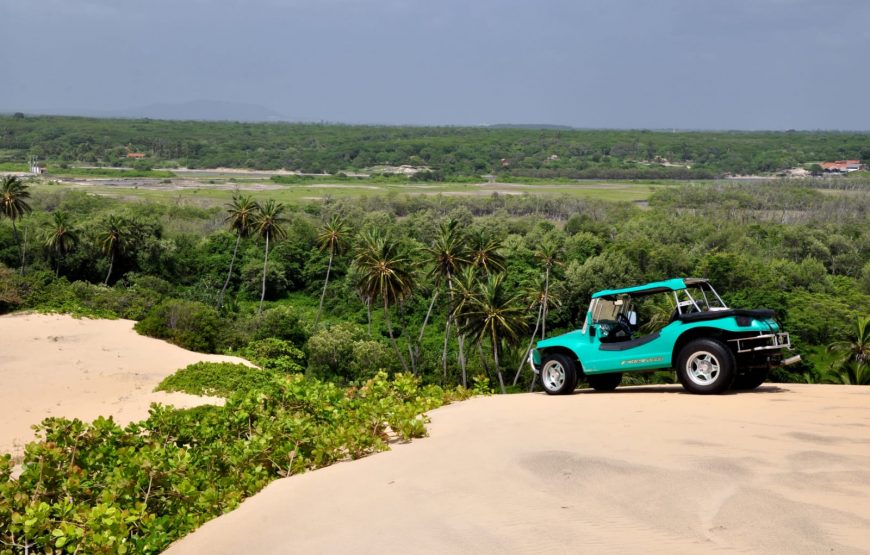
[224,305,310,351]
[155,361,275,397]
[0,266,22,313]
[135,299,224,352]
[240,338,305,373]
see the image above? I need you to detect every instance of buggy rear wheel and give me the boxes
[587,372,622,391]
[732,368,768,390]
[676,339,735,394]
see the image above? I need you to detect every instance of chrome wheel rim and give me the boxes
[542,360,566,391]
[686,351,720,386]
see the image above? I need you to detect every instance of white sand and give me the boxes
[167,383,870,555]
[0,313,249,458]
[3,313,868,553]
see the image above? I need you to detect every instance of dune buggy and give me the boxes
[530,278,800,395]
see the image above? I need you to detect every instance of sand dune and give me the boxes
[0,313,249,458]
[166,384,870,555]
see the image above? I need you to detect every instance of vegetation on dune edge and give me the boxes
[0,371,474,554]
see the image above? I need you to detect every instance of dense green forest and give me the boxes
[2,177,868,385]
[2,115,869,178]
[2,172,870,552]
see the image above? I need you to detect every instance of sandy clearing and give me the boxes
[167,384,870,555]
[0,313,250,459]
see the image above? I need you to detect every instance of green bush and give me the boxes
[350,340,394,379]
[3,272,162,319]
[225,305,310,350]
[135,299,224,352]
[306,323,369,379]
[240,338,305,373]
[0,266,23,313]
[155,361,275,397]
[0,372,471,554]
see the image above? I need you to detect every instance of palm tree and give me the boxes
[458,273,527,393]
[827,316,870,367]
[100,215,126,285]
[450,266,479,387]
[533,241,562,340]
[353,229,416,373]
[253,200,288,313]
[420,220,470,375]
[43,211,79,277]
[218,194,259,308]
[0,176,32,273]
[822,361,870,385]
[513,274,562,386]
[314,215,351,327]
[469,231,505,276]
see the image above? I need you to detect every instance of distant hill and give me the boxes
[114,100,291,122]
[10,100,308,123]
[487,123,575,130]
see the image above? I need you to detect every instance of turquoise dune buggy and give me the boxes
[530,278,800,395]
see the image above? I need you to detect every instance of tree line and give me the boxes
[3,115,870,178]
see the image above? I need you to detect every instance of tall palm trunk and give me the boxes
[458,333,468,388]
[477,342,490,374]
[11,220,23,275]
[104,250,114,285]
[314,247,334,327]
[541,266,550,340]
[366,298,372,337]
[418,288,440,343]
[20,224,29,276]
[442,316,451,377]
[384,299,409,373]
[413,287,440,371]
[514,302,543,386]
[259,232,270,313]
[399,302,417,374]
[492,330,506,394]
[218,231,242,308]
[442,273,454,377]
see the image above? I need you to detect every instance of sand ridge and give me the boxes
[166,384,870,555]
[0,312,250,458]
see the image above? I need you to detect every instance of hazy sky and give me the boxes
[2,0,869,129]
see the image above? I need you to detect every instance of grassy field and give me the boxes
[28,177,670,206]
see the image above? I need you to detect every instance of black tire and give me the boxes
[732,368,768,391]
[676,339,735,395]
[587,372,622,391]
[540,353,579,395]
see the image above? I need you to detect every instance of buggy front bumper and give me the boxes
[528,351,540,374]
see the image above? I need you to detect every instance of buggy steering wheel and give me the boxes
[615,313,633,336]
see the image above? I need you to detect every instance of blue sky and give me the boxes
[1,0,868,129]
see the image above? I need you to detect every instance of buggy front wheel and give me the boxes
[540,353,578,395]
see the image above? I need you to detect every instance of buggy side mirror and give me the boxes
[628,311,637,326]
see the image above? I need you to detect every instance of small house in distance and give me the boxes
[29,157,45,175]
[820,160,861,173]
[126,152,146,159]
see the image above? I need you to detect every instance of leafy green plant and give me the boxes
[135,299,224,352]
[0,372,470,554]
[240,338,305,373]
[155,361,276,397]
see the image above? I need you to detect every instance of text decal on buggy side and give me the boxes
[621,357,664,366]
